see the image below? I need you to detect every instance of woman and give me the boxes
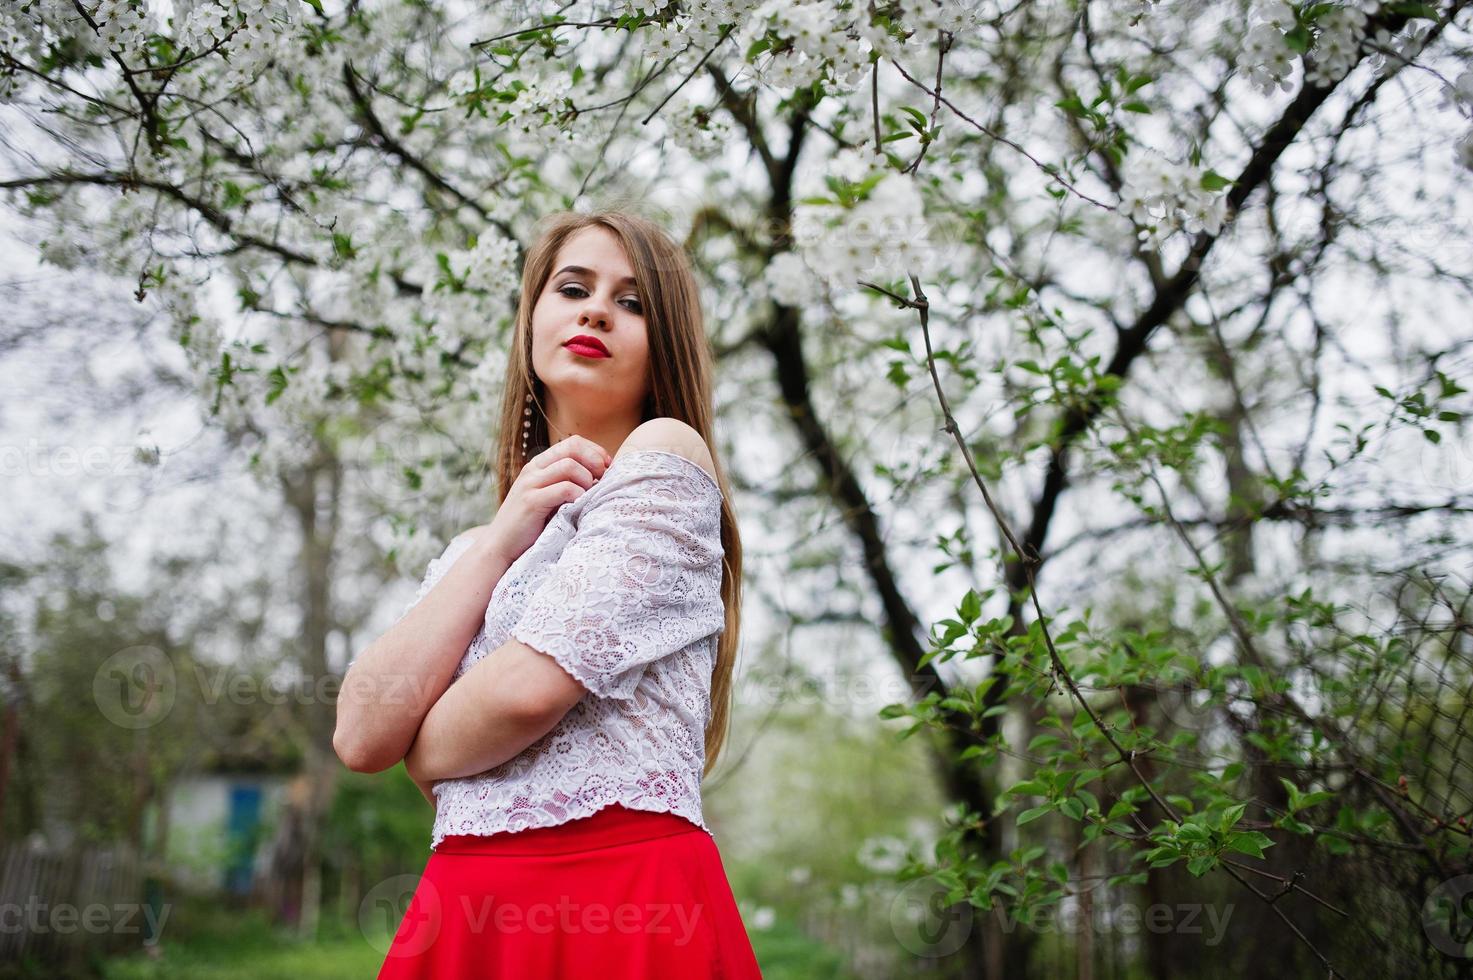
[334,208,762,977]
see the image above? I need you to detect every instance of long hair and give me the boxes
[490,209,743,780]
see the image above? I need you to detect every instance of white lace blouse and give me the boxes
[390,448,726,851]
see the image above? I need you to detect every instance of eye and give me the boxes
[557,283,643,314]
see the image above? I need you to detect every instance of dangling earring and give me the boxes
[522,391,533,460]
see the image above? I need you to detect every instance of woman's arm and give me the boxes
[333,530,515,773]
[403,637,587,782]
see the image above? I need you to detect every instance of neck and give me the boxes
[542,398,644,459]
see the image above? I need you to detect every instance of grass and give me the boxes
[98,900,384,980]
[82,895,856,980]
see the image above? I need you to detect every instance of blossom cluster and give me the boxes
[455,69,585,148]
[1237,1,1299,95]
[779,156,940,295]
[93,0,156,55]
[174,0,302,92]
[439,233,522,296]
[1119,148,1231,248]
[713,0,990,95]
[1236,1,1433,97]
[667,101,737,159]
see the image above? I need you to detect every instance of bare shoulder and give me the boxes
[618,418,717,484]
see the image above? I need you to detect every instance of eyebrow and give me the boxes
[552,265,639,287]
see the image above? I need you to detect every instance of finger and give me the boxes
[533,481,587,509]
[534,435,611,476]
[541,455,595,491]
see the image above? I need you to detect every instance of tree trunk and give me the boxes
[271,331,348,937]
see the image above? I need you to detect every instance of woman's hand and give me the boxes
[482,435,613,565]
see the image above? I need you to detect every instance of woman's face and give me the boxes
[529,225,652,421]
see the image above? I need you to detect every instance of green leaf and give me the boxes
[1006,780,1048,797]
[1199,169,1234,192]
[1186,855,1217,877]
[1054,95,1085,116]
[899,105,930,129]
[264,365,290,405]
[1121,101,1152,114]
[1027,733,1061,753]
[1060,798,1086,822]
[1385,2,1440,17]
[1225,831,1275,859]
[1017,805,1054,826]
[959,589,983,623]
[1278,777,1304,812]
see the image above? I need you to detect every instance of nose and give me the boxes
[578,298,611,331]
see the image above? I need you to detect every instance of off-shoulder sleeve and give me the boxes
[510,450,725,701]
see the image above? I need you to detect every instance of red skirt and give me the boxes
[374,803,764,978]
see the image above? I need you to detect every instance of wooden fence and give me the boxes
[0,839,148,971]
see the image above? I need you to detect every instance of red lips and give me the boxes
[564,334,610,357]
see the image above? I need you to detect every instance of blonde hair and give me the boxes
[489,209,743,779]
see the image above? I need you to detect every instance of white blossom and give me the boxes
[764,251,811,306]
[829,42,871,87]
[1305,5,1367,87]
[626,0,677,15]
[793,172,936,290]
[1254,0,1296,32]
[461,234,520,295]
[1120,148,1231,246]
[1455,129,1473,173]
[1443,68,1473,116]
[900,0,985,35]
[856,834,909,873]
[857,18,902,61]
[667,101,735,159]
[93,0,156,58]
[758,49,824,92]
[1237,9,1297,96]
[829,147,875,182]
